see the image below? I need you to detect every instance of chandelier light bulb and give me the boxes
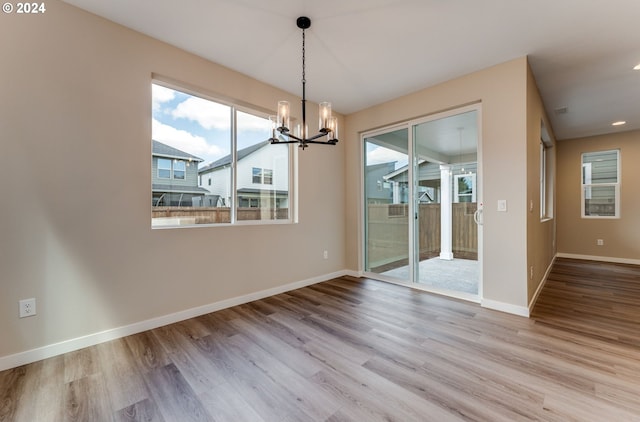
[277,101,290,131]
[327,116,338,142]
[319,102,332,131]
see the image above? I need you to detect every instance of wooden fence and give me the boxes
[367,203,477,271]
[152,207,288,225]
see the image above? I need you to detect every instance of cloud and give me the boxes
[152,118,225,162]
[172,97,231,130]
[152,84,176,111]
[237,111,270,133]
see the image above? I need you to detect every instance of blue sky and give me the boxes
[152,84,271,166]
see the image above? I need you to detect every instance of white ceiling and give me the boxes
[62,0,640,140]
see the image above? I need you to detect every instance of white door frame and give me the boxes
[360,103,483,303]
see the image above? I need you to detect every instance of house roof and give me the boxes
[199,140,270,174]
[237,188,289,197]
[152,184,210,194]
[366,162,396,173]
[152,140,203,162]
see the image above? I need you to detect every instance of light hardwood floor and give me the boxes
[1,258,640,421]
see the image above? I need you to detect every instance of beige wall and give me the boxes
[557,130,640,261]
[525,64,557,302]
[0,0,345,359]
[345,57,532,311]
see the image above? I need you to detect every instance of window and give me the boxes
[252,167,273,184]
[252,167,262,184]
[453,174,476,203]
[151,82,292,227]
[263,169,273,185]
[540,121,554,220]
[581,149,620,218]
[156,158,189,180]
[173,160,186,179]
[158,158,171,179]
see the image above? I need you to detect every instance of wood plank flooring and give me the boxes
[2,257,640,421]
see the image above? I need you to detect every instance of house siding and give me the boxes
[152,156,200,188]
[200,144,289,206]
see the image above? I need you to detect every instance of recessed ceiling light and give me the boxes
[634,64,640,70]
[612,121,626,126]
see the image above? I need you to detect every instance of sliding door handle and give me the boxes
[473,209,483,226]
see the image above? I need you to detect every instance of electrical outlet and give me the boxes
[529,266,534,280]
[19,298,36,318]
[597,239,604,246]
[323,250,328,259]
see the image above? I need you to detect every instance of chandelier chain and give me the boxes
[301,28,306,85]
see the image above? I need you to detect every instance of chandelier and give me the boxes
[269,16,338,150]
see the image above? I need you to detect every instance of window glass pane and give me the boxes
[582,150,618,184]
[540,121,554,220]
[584,185,616,216]
[252,167,261,184]
[236,111,289,221]
[363,128,409,279]
[173,160,186,179]
[263,169,273,185]
[581,149,619,218]
[452,171,476,203]
[157,158,171,179]
[152,83,231,225]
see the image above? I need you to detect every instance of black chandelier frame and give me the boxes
[269,16,339,150]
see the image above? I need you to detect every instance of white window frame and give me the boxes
[581,149,620,219]
[158,158,172,179]
[453,173,476,203]
[173,160,186,180]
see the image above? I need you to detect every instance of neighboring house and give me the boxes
[384,161,478,204]
[198,140,288,209]
[364,162,396,204]
[152,140,208,206]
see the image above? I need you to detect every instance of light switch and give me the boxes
[497,199,507,212]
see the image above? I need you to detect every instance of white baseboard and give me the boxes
[342,269,362,278]
[481,299,530,317]
[0,270,350,371]
[527,256,557,313]
[556,253,640,266]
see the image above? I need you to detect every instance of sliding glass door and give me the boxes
[363,106,482,301]
[412,109,480,297]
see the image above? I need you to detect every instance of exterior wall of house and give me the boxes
[152,156,200,189]
[365,163,396,204]
[556,129,640,262]
[200,166,231,205]
[200,146,289,206]
[0,0,345,362]
[235,146,289,195]
[345,57,530,313]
